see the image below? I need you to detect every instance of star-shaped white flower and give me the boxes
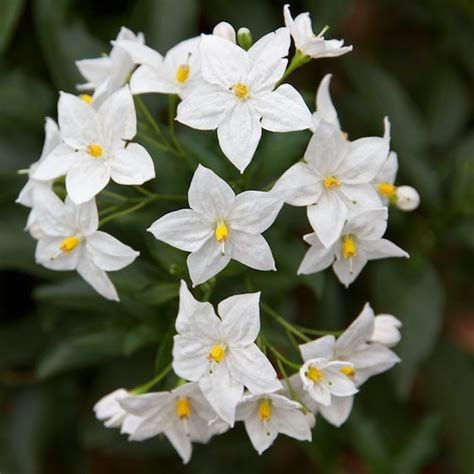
[115,36,202,99]
[273,121,388,247]
[297,303,401,426]
[172,281,282,426]
[283,4,353,59]
[148,165,283,286]
[76,27,144,106]
[235,392,311,455]
[176,28,312,173]
[34,194,139,301]
[32,87,155,204]
[298,207,408,286]
[118,382,228,464]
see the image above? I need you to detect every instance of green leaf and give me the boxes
[0,0,25,54]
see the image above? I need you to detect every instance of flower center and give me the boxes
[377,182,396,197]
[87,144,103,158]
[215,221,229,243]
[176,64,190,83]
[208,344,226,363]
[176,397,191,419]
[79,94,93,104]
[324,176,341,189]
[59,236,81,254]
[232,82,249,100]
[258,399,272,421]
[340,366,356,378]
[342,235,356,259]
[306,367,324,384]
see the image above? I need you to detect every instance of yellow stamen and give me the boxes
[59,236,80,254]
[342,131,349,141]
[342,235,357,259]
[324,176,341,189]
[232,82,249,100]
[208,344,226,363]
[215,222,229,243]
[258,399,272,421]
[79,94,93,104]
[176,64,190,83]
[176,397,191,419]
[306,367,324,384]
[87,144,103,158]
[377,182,397,198]
[340,366,356,378]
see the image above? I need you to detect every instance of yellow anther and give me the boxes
[176,397,192,419]
[306,367,324,384]
[377,182,397,198]
[215,222,229,243]
[232,82,249,100]
[59,236,80,254]
[342,235,357,259]
[342,131,349,141]
[79,94,93,104]
[340,366,356,378]
[208,344,226,363]
[324,176,341,189]
[176,64,190,83]
[258,399,272,421]
[87,144,103,158]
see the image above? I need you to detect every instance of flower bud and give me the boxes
[395,186,420,211]
[212,21,236,43]
[370,315,402,347]
[237,27,253,50]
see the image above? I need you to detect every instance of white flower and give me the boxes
[119,382,228,464]
[31,87,155,204]
[298,207,408,287]
[311,74,341,132]
[76,27,144,106]
[395,186,420,211]
[176,29,312,173]
[273,121,388,247]
[115,37,202,99]
[172,281,282,426]
[94,388,133,428]
[213,22,236,43]
[371,314,402,347]
[34,194,139,301]
[283,5,352,59]
[148,165,283,286]
[235,392,311,454]
[298,303,401,426]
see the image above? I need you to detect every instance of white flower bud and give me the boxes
[237,27,253,50]
[371,315,402,347]
[395,185,420,211]
[212,22,236,43]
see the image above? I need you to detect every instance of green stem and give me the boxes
[276,359,310,414]
[261,303,311,342]
[101,190,129,202]
[296,326,343,337]
[133,185,155,198]
[275,50,311,87]
[99,204,121,216]
[135,95,165,139]
[99,196,157,226]
[137,131,171,152]
[265,341,302,370]
[130,363,173,395]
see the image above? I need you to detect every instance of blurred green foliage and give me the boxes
[0,0,473,473]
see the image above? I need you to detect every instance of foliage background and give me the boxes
[0,0,473,473]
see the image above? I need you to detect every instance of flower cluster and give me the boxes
[17,3,418,464]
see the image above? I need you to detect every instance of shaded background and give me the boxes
[1,0,473,473]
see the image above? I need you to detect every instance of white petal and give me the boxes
[113,40,163,67]
[76,253,119,301]
[165,425,193,464]
[109,143,155,185]
[68,196,99,236]
[314,74,341,130]
[228,230,276,271]
[299,38,352,59]
[119,392,170,416]
[341,183,382,215]
[299,335,336,361]
[272,162,322,206]
[76,57,112,88]
[254,84,312,132]
[35,237,81,271]
[336,303,374,356]
[307,191,347,248]
[65,159,111,204]
[213,22,236,43]
[324,365,358,397]
[306,381,331,406]
[345,208,388,241]
[130,64,178,95]
[229,191,283,234]
[172,334,210,381]
[218,292,261,345]
[363,239,409,261]
[332,254,367,287]
[244,415,278,454]
[217,102,262,173]
[86,231,139,271]
[148,209,212,252]
[274,405,312,441]
[370,315,402,347]
[31,144,77,181]
[297,243,335,275]
[375,150,398,184]
[318,395,354,427]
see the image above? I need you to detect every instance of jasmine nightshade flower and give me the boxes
[172,281,282,426]
[273,121,388,247]
[370,314,402,347]
[176,28,313,173]
[148,165,283,286]
[298,207,408,287]
[297,303,401,426]
[34,194,139,301]
[235,392,311,454]
[118,382,228,464]
[32,87,155,204]
[283,5,352,59]
[76,27,144,106]
[115,37,202,99]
